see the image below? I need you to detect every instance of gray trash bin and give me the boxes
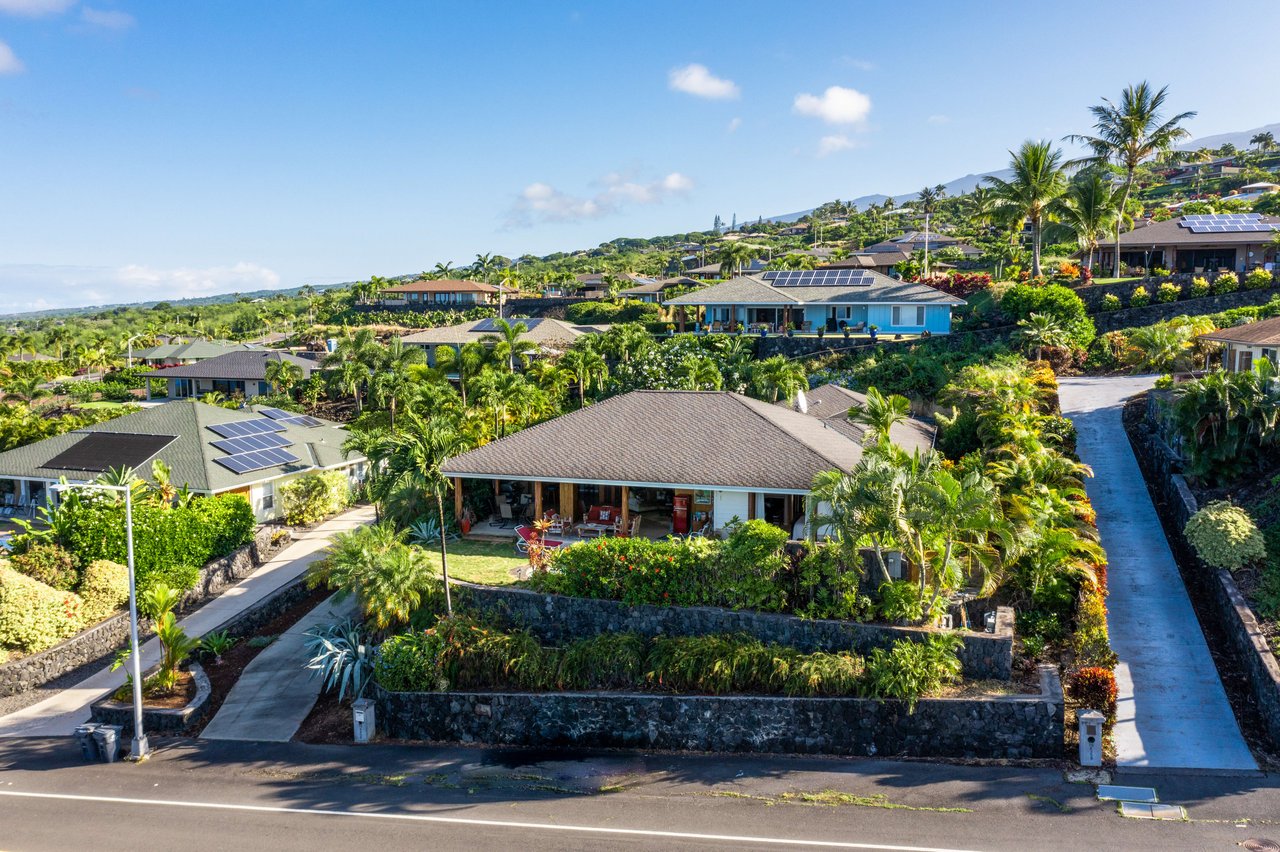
[74,724,101,762]
[92,725,122,763]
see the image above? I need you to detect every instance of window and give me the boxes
[891,305,925,327]
[260,481,275,511]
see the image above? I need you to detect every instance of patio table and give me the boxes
[575,522,612,537]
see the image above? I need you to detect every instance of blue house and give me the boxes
[663,269,964,335]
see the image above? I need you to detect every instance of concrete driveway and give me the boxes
[1058,375,1256,772]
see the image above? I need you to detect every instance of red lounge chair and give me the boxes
[514,525,564,554]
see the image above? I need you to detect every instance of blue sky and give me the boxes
[1,0,1278,311]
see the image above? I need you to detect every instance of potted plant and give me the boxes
[868,324,879,342]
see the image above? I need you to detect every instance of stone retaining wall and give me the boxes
[0,525,292,698]
[454,582,1014,680]
[375,664,1062,760]
[1130,404,1280,748]
[1092,288,1280,333]
[90,662,211,736]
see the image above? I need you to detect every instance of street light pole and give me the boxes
[55,482,149,761]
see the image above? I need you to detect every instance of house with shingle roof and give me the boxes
[0,401,364,521]
[782,384,936,453]
[1199,316,1280,373]
[134,340,255,367]
[663,269,964,335]
[400,317,608,369]
[378,278,515,308]
[142,350,319,401]
[1097,213,1280,275]
[442,389,915,538]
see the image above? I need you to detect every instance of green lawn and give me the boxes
[74,401,129,410]
[1085,277,1142,287]
[423,537,523,585]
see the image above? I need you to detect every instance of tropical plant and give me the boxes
[303,619,375,702]
[480,318,538,372]
[1016,313,1071,362]
[199,629,237,664]
[752,355,807,403]
[1049,170,1120,274]
[985,140,1068,276]
[559,345,609,407]
[847,386,910,447]
[1184,501,1267,571]
[860,634,963,711]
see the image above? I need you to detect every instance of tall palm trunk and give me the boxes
[1113,173,1133,278]
[436,492,453,614]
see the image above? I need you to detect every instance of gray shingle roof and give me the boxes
[785,384,936,454]
[1200,315,1280,346]
[441,390,868,492]
[399,318,608,348]
[142,350,316,381]
[1116,215,1280,246]
[663,273,965,307]
[135,340,253,361]
[0,401,360,493]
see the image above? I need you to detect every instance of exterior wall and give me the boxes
[1222,341,1277,372]
[713,489,749,531]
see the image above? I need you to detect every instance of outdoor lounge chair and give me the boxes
[496,500,515,528]
[514,525,564,554]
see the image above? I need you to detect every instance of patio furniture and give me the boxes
[514,525,564,554]
[618,514,642,538]
[495,500,515,528]
[546,513,572,535]
[575,504,621,536]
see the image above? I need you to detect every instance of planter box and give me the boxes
[90,662,211,737]
[375,664,1063,760]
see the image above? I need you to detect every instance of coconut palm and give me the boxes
[481,318,537,372]
[716,242,756,279]
[264,358,304,395]
[1066,82,1196,277]
[1250,131,1275,152]
[1050,170,1121,274]
[1016,313,1071,363]
[752,355,807,404]
[559,346,609,407]
[984,140,1067,277]
[847,386,910,447]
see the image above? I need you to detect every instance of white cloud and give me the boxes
[508,171,694,227]
[0,261,283,311]
[840,57,876,71]
[817,134,857,157]
[793,85,872,126]
[927,114,950,125]
[727,117,741,133]
[0,41,24,75]
[81,6,135,29]
[0,0,74,15]
[668,63,739,100]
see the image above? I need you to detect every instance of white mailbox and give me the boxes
[1078,709,1104,767]
[352,698,375,744]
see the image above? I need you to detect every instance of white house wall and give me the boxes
[713,490,749,531]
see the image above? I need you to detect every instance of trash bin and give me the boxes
[74,724,101,762]
[92,724,122,764]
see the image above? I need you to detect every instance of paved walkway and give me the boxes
[200,593,357,742]
[1058,376,1256,772]
[0,505,375,738]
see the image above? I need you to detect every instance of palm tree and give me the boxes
[984,141,1067,277]
[432,261,456,278]
[481,318,537,372]
[434,340,490,406]
[264,358,304,396]
[559,346,608,408]
[2,375,50,404]
[1066,82,1196,277]
[847,386,910,447]
[752,355,807,403]
[1050,170,1121,275]
[1250,131,1275,152]
[370,338,426,429]
[674,355,723,390]
[716,242,756,279]
[1016,313,1070,363]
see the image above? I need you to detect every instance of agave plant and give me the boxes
[302,619,374,702]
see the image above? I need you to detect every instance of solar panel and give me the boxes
[277,415,324,428]
[470,317,545,333]
[1179,213,1277,234]
[257,408,293,420]
[210,432,293,455]
[206,418,287,439]
[762,269,875,287]
[212,447,300,474]
[41,432,177,473]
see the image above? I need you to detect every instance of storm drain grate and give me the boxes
[1097,785,1158,803]
[1118,802,1185,820]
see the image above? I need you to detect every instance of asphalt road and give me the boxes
[0,738,1277,851]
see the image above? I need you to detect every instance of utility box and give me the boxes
[352,698,375,744]
[1078,710,1104,767]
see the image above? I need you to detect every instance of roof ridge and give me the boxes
[727,393,853,472]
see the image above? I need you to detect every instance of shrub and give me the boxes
[1055,262,1080,279]
[1245,268,1274,290]
[1072,585,1116,669]
[1212,271,1239,295]
[537,535,720,607]
[302,619,376,701]
[1069,666,1118,723]
[432,615,556,690]
[374,629,446,692]
[1184,501,1266,570]
[1152,267,1171,278]
[78,559,129,623]
[557,632,647,689]
[1155,282,1181,304]
[860,634,963,711]
[780,651,865,697]
[717,519,790,611]
[1099,293,1122,312]
[793,545,873,621]
[309,523,442,629]
[10,543,79,591]
[0,566,84,652]
[1128,286,1150,307]
[1188,276,1211,298]
[279,470,351,526]
[999,284,1095,349]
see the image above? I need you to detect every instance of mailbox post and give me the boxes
[1078,709,1104,766]
[352,698,375,744]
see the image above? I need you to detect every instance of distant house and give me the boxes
[1099,213,1279,274]
[780,223,810,236]
[400,317,608,369]
[142,350,318,401]
[686,258,769,280]
[1200,317,1280,373]
[862,232,982,258]
[567,272,656,299]
[617,276,703,303]
[1164,157,1243,186]
[379,279,514,308]
[134,340,254,367]
[822,252,910,276]
[664,268,963,335]
[6,353,56,363]
[0,401,365,522]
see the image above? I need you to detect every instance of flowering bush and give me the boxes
[1245,268,1275,290]
[908,273,992,297]
[0,566,85,653]
[1100,293,1122,311]
[534,535,721,607]
[1184,501,1266,571]
[1212,271,1239,295]
[1069,666,1118,723]
[1155,281,1181,303]
[78,560,129,623]
[1188,276,1211,298]
[1128,286,1150,307]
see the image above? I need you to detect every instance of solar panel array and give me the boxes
[213,446,299,474]
[761,269,875,287]
[210,432,292,455]
[207,418,286,439]
[470,317,544,333]
[259,408,325,428]
[1179,213,1278,234]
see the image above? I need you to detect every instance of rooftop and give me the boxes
[400,317,608,348]
[1200,316,1280,347]
[663,270,965,307]
[381,279,514,294]
[784,384,936,453]
[142,350,317,381]
[1116,214,1280,246]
